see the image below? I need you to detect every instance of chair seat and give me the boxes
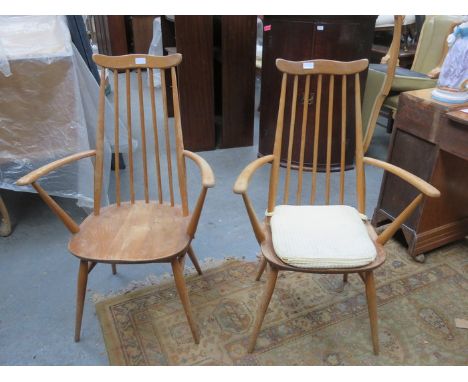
[269,205,377,268]
[370,63,436,92]
[68,201,191,263]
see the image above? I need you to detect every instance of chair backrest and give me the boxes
[266,58,369,215]
[362,15,403,152]
[92,53,188,216]
[412,15,462,74]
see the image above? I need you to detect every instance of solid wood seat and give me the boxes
[68,201,191,264]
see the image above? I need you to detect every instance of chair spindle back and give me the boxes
[92,53,188,216]
[267,59,369,214]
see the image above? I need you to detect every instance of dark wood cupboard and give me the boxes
[161,16,257,151]
[258,16,377,170]
[93,16,157,56]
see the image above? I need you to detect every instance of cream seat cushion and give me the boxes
[270,205,377,268]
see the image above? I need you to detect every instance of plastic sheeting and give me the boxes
[0,16,126,208]
[148,17,163,88]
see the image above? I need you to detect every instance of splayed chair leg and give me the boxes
[255,255,267,281]
[171,258,200,344]
[248,265,278,353]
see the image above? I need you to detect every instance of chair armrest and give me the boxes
[183,150,215,188]
[16,150,96,186]
[363,157,440,198]
[233,155,274,194]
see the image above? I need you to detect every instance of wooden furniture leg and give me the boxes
[111,264,117,274]
[171,258,200,344]
[75,260,89,342]
[343,273,348,283]
[0,194,12,237]
[255,255,267,281]
[187,245,203,275]
[364,270,379,355]
[248,265,278,353]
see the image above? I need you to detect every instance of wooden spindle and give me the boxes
[148,69,163,204]
[296,75,310,204]
[160,69,175,206]
[94,68,106,215]
[283,75,298,204]
[113,69,121,206]
[325,75,334,205]
[137,68,149,203]
[125,69,135,204]
[340,75,347,204]
[267,73,288,215]
[354,73,366,213]
[310,74,322,204]
[170,67,189,216]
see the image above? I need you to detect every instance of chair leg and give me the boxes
[111,264,117,275]
[171,258,200,344]
[75,260,89,342]
[187,245,203,275]
[364,270,379,355]
[343,273,348,283]
[179,253,187,270]
[248,265,278,353]
[255,255,267,281]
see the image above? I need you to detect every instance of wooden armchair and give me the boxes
[233,58,440,355]
[362,15,403,152]
[17,53,215,344]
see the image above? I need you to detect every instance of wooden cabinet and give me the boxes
[93,16,157,56]
[373,89,468,259]
[94,16,130,56]
[258,16,377,170]
[161,16,257,151]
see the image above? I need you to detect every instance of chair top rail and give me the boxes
[93,53,182,70]
[276,58,369,76]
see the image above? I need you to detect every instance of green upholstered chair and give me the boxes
[363,15,463,151]
[362,16,402,152]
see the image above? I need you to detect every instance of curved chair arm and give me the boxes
[16,150,96,234]
[233,155,274,244]
[16,150,96,186]
[233,155,274,194]
[363,157,440,197]
[183,150,215,238]
[364,157,440,245]
[182,150,215,188]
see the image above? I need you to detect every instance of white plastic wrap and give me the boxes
[148,17,163,88]
[0,16,126,208]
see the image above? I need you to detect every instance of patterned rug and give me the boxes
[96,239,468,365]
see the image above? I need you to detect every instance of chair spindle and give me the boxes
[137,68,149,203]
[113,69,121,206]
[125,69,135,204]
[148,68,163,204]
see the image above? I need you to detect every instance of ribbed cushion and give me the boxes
[270,205,377,268]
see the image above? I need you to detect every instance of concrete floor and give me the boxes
[0,74,391,365]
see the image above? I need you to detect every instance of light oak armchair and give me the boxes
[234,58,440,355]
[17,53,215,344]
